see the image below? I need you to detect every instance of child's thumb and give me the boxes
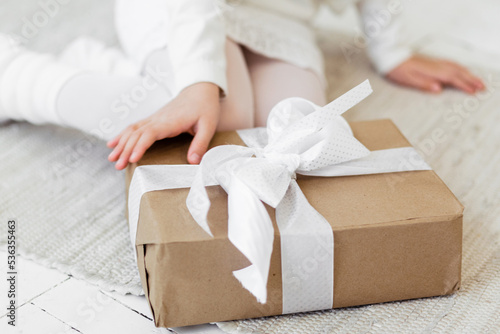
[187,119,217,164]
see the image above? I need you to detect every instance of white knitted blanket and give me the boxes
[0,122,143,295]
[1,1,499,333]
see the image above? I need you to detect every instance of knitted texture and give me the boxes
[0,123,142,295]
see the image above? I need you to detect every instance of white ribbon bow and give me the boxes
[128,80,431,313]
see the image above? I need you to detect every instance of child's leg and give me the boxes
[218,39,254,131]
[0,36,82,125]
[58,37,254,139]
[56,73,171,140]
[0,34,168,139]
[0,36,253,139]
[55,50,173,141]
[243,47,326,127]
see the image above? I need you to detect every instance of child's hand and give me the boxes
[107,82,221,170]
[386,55,485,94]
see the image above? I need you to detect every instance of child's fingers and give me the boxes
[445,74,476,94]
[187,118,217,164]
[107,135,120,149]
[440,63,483,93]
[449,62,485,89]
[130,130,157,163]
[108,127,134,162]
[407,73,442,93]
[458,70,485,91]
[428,67,478,94]
[115,131,142,170]
[108,119,148,150]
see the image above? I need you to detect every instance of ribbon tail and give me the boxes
[276,180,334,314]
[321,79,373,116]
[228,176,275,304]
[187,145,256,237]
[186,165,213,236]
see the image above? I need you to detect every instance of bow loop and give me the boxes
[266,98,317,145]
[185,144,255,236]
[297,121,370,172]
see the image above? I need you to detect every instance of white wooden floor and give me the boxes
[0,251,225,334]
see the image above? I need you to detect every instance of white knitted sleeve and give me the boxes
[166,0,227,96]
[355,0,413,74]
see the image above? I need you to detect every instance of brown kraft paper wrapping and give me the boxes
[125,119,463,328]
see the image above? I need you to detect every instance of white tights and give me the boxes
[0,36,326,141]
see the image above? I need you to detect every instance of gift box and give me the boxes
[125,81,463,328]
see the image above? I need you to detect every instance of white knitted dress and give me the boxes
[114,0,411,93]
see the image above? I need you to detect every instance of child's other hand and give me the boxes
[107,82,221,170]
[386,55,485,94]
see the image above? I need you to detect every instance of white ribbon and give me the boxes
[128,80,431,313]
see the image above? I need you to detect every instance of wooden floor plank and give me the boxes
[2,303,80,334]
[31,278,158,334]
[0,252,69,318]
